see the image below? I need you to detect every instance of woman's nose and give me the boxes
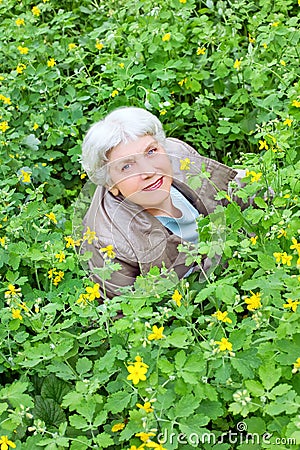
[138,160,156,178]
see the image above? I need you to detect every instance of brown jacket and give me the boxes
[82,138,241,298]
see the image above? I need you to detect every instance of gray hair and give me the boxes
[81,106,166,186]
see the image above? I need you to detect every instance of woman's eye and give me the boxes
[147,148,157,156]
[121,163,132,171]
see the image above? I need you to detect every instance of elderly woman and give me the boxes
[81,106,245,299]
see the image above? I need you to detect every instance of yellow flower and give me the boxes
[246,170,262,183]
[292,99,300,108]
[0,436,16,449]
[162,33,171,42]
[179,0,187,3]
[160,109,167,115]
[248,34,255,43]
[292,357,300,374]
[212,310,232,324]
[111,423,125,432]
[233,59,241,70]
[76,293,90,307]
[95,41,104,50]
[32,6,41,16]
[111,89,119,98]
[259,140,268,150]
[20,170,31,183]
[12,308,23,320]
[85,283,101,301]
[15,18,25,26]
[178,77,187,86]
[16,63,26,74]
[281,252,292,266]
[18,302,29,313]
[215,337,233,352]
[127,361,148,385]
[180,157,191,170]
[0,121,9,132]
[273,252,282,263]
[172,289,182,307]
[250,235,258,245]
[277,229,287,238]
[68,43,77,50]
[197,47,206,55]
[271,21,280,27]
[46,212,57,224]
[47,58,56,67]
[83,226,97,244]
[65,236,75,248]
[290,238,300,254]
[0,95,11,105]
[80,173,87,179]
[135,432,156,442]
[17,46,29,54]
[283,118,293,127]
[5,284,21,298]
[100,244,116,258]
[118,62,125,68]
[55,251,66,263]
[145,443,166,449]
[262,43,268,49]
[148,325,165,341]
[244,291,262,311]
[283,298,299,312]
[32,123,39,130]
[280,60,286,66]
[0,237,6,247]
[53,271,64,286]
[136,401,154,413]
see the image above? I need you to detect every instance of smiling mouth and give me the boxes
[143,177,164,191]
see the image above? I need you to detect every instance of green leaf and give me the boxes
[0,402,8,415]
[244,417,266,433]
[199,400,223,420]
[216,284,238,304]
[76,357,93,376]
[245,380,265,397]
[270,384,292,397]
[69,436,89,450]
[0,381,33,408]
[259,363,281,390]
[254,197,268,209]
[194,285,216,303]
[105,391,131,414]
[69,414,88,430]
[172,394,199,418]
[158,358,174,375]
[41,375,71,403]
[34,396,66,426]
[175,350,186,369]
[94,432,114,447]
[164,327,193,348]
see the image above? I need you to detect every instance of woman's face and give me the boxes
[108,135,174,216]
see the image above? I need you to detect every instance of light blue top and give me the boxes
[156,186,199,244]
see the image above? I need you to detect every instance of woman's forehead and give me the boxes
[108,135,159,162]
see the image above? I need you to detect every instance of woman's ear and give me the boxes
[109,186,119,196]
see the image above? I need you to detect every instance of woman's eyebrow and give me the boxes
[144,140,158,152]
